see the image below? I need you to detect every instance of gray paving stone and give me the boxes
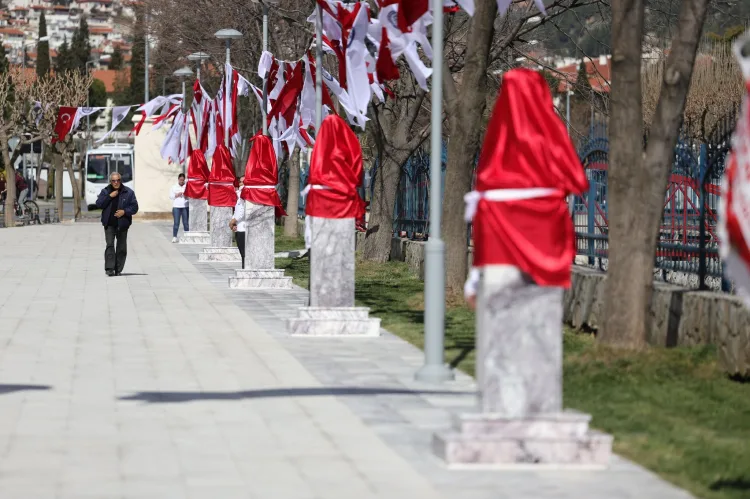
[0,223,697,499]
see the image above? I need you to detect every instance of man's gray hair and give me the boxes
[110,172,122,180]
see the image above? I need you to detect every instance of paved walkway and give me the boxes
[0,222,694,499]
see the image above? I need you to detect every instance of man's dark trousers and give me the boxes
[105,226,128,273]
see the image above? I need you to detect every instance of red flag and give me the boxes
[52,106,77,143]
[376,28,400,83]
[397,0,428,32]
[470,69,588,288]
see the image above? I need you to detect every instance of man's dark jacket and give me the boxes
[95,185,139,230]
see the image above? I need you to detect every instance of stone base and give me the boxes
[287,307,381,337]
[179,231,211,245]
[433,411,612,468]
[197,247,242,263]
[228,269,293,289]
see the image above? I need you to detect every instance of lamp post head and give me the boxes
[173,66,194,79]
[214,29,242,40]
[187,51,210,62]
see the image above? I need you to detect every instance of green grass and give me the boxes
[274,225,307,253]
[275,230,750,499]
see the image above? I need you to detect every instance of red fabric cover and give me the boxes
[208,144,238,207]
[306,115,365,219]
[184,148,209,200]
[241,135,287,217]
[725,154,750,268]
[473,68,588,288]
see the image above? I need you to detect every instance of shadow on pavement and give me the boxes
[0,384,51,395]
[119,386,475,404]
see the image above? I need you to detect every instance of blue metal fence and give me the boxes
[388,113,736,290]
[573,114,735,290]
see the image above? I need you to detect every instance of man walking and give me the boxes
[169,173,189,243]
[95,172,139,276]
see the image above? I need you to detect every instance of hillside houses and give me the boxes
[0,0,133,68]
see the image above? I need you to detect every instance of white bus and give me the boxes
[84,143,134,210]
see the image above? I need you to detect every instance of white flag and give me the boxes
[73,106,104,131]
[96,105,133,143]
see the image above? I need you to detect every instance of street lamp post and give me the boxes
[415,0,454,383]
[173,66,194,177]
[214,29,242,148]
[251,0,278,135]
[187,51,210,83]
[85,60,95,146]
[314,3,322,130]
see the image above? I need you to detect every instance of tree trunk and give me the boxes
[363,153,403,262]
[64,153,81,219]
[601,0,710,347]
[1,133,15,228]
[284,148,301,237]
[35,156,43,201]
[442,0,498,294]
[54,154,64,221]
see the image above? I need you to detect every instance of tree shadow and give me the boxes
[709,478,750,491]
[120,386,474,404]
[0,384,51,395]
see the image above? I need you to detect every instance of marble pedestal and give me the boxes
[198,206,240,262]
[433,265,612,468]
[287,216,380,336]
[228,201,292,289]
[180,199,210,244]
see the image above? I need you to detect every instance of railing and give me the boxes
[389,110,737,291]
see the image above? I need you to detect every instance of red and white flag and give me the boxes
[52,106,78,143]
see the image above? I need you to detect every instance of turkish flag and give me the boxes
[52,106,77,143]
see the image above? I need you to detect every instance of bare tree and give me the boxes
[31,71,93,221]
[601,0,711,347]
[283,148,301,236]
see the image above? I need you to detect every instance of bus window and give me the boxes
[86,154,109,183]
[113,155,133,183]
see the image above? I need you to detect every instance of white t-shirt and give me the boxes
[170,183,187,208]
[232,191,245,232]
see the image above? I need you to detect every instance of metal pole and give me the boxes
[162,76,166,96]
[144,11,149,102]
[196,64,201,82]
[225,40,230,148]
[182,79,188,177]
[314,4,323,130]
[416,0,453,383]
[262,2,269,135]
[566,91,571,133]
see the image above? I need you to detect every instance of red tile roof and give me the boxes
[92,68,129,92]
[555,56,611,94]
